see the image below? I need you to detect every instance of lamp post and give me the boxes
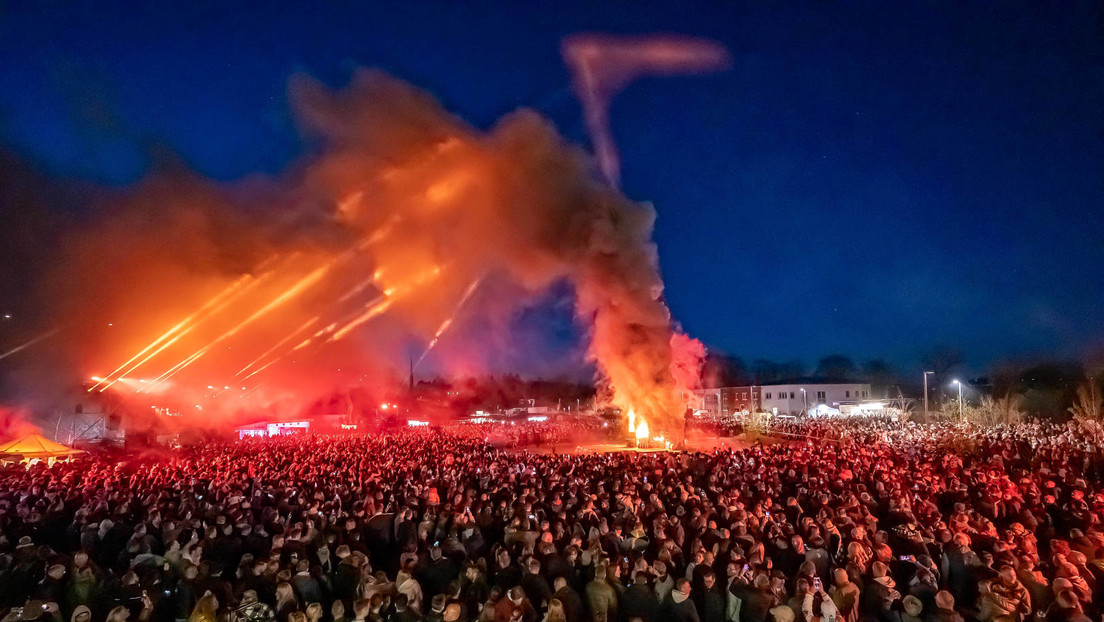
[952,379,963,421]
[923,371,934,419]
[800,388,807,416]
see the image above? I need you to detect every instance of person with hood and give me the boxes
[858,563,898,622]
[666,579,701,622]
[69,606,91,622]
[898,596,922,622]
[396,570,424,616]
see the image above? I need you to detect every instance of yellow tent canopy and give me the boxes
[0,433,84,459]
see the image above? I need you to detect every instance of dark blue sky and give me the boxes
[1,1,1102,372]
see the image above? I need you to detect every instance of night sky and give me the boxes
[1,2,1102,373]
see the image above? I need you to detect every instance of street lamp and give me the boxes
[800,388,807,416]
[952,379,963,421]
[923,371,934,419]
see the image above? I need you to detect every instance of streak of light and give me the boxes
[88,275,253,391]
[331,299,394,342]
[142,263,332,393]
[221,264,332,342]
[96,274,268,392]
[141,349,208,392]
[337,274,382,304]
[241,359,278,382]
[415,275,484,369]
[235,316,320,377]
[327,265,442,343]
[356,216,400,250]
[0,327,62,362]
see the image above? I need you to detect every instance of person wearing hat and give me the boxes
[899,595,923,622]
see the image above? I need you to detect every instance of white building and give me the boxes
[760,378,873,416]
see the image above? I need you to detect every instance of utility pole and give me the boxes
[952,379,963,421]
[923,371,934,420]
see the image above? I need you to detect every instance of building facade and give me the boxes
[694,386,762,415]
[760,379,872,416]
[694,378,874,417]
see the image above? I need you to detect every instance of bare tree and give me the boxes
[971,395,1025,426]
[1068,376,1102,420]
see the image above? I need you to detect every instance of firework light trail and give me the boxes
[415,275,484,369]
[330,298,394,342]
[328,265,443,343]
[30,67,718,433]
[0,327,62,362]
[139,262,333,393]
[235,316,321,377]
[93,274,269,393]
[88,276,252,391]
[141,349,207,393]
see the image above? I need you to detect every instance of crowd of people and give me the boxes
[1,416,1103,622]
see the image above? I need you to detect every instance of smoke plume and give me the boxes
[3,69,704,433]
[562,34,731,188]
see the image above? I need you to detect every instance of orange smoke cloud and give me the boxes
[9,67,705,432]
